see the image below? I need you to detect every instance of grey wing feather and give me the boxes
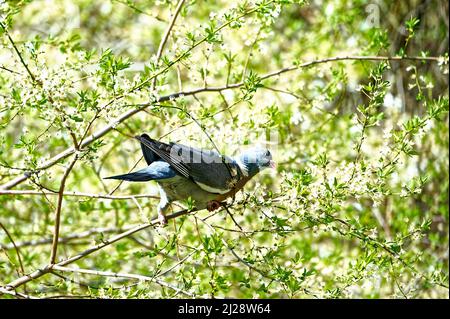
[175,144,240,193]
[136,135,190,177]
[135,135,241,194]
[140,133,161,165]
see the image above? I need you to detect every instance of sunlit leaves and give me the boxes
[0,0,447,300]
[241,70,262,100]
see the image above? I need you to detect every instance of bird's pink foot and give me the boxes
[158,212,168,226]
[207,200,221,212]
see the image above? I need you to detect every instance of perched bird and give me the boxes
[105,134,275,225]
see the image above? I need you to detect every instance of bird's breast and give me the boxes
[158,175,252,208]
[213,175,252,202]
[157,176,216,208]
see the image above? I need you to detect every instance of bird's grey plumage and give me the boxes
[106,161,176,182]
[135,134,242,194]
[105,134,274,224]
[140,134,161,165]
[158,175,218,208]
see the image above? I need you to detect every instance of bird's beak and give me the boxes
[269,160,276,169]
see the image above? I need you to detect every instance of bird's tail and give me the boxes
[104,171,153,182]
[104,163,174,182]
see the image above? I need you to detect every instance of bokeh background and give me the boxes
[0,0,448,298]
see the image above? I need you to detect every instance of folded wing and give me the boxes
[136,134,242,194]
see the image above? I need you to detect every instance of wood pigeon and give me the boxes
[105,134,275,225]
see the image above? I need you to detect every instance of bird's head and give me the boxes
[237,147,275,176]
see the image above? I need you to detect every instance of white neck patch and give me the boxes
[234,158,249,177]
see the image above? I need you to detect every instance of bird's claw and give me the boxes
[157,213,168,227]
[207,200,222,212]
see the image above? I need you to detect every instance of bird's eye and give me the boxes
[265,150,271,157]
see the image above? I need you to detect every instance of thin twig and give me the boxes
[195,216,276,281]
[0,189,159,200]
[51,265,194,297]
[49,155,78,264]
[261,85,301,99]
[0,65,23,75]
[0,226,135,250]
[0,221,25,275]
[108,155,144,195]
[132,2,263,92]
[222,204,244,232]
[151,0,186,89]
[154,248,198,278]
[0,287,37,299]
[0,22,36,82]
[112,0,166,22]
[241,26,263,81]
[2,204,207,290]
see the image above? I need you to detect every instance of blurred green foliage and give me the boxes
[0,0,448,298]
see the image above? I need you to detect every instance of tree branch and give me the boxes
[0,55,442,190]
[0,189,159,200]
[0,225,135,250]
[49,155,78,264]
[0,22,36,82]
[151,0,186,89]
[51,265,194,297]
[0,287,37,299]
[0,64,23,75]
[2,205,201,290]
[0,221,25,275]
[112,0,167,22]
[131,2,264,93]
